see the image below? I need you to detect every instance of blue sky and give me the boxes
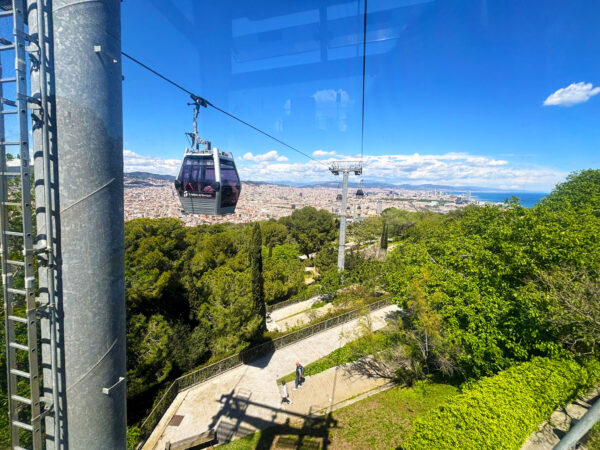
[120,0,600,191]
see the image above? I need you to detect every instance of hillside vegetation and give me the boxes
[1,170,600,448]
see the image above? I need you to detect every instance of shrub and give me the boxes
[404,357,600,450]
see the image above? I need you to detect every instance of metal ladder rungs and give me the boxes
[0,141,20,146]
[12,420,33,432]
[14,446,28,450]
[4,230,24,237]
[0,171,21,176]
[9,341,30,351]
[10,368,31,379]
[7,287,27,295]
[0,98,17,107]
[1,201,21,206]
[0,109,18,115]
[0,77,16,83]
[7,259,26,266]
[0,44,15,51]
[0,10,13,18]
[11,394,32,405]
[8,314,28,323]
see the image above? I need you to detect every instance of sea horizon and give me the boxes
[469,191,548,208]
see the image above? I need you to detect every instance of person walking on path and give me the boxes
[294,361,305,390]
[281,380,293,406]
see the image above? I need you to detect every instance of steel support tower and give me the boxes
[329,161,362,272]
[0,0,127,447]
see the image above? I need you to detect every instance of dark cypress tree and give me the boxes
[250,223,267,332]
[380,222,388,250]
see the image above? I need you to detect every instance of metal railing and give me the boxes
[139,297,392,440]
[266,295,308,313]
[266,292,331,313]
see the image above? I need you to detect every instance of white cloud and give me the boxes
[237,151,565,191]
[313,149,336,157]
[312,89,351,106]
[284,99,291,116]
[123,150,181,175]
[312,89,351,132]
[240,150,289,162]
[543,82,600,107]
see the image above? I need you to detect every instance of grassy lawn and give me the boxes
[220,382,459,450]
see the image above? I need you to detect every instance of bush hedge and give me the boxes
[404,357,600,450]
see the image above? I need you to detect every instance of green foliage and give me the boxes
[127,314,174,397]
[250,223,266,334]
[348,216,383,245]
[542,169,600,214]
[126,426,142,450]
[280,207,337,257]
[380,221,388,250]
[404,358,600,450]
[385,173,600,377]
[264,245,304,304]
[314,242,337,273]
[261,221,289,256]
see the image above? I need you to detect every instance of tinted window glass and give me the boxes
[176,156,217,198]
[220,159,240,208]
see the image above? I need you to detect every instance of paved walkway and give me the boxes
[143,304,400,449]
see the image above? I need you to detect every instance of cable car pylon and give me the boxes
[329,161,362,272]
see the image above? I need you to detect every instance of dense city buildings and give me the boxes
[124,175,479,225]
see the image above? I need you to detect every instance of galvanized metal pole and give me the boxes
[337,171,349,271]
[50,0,127,448]
[554,398,600,450]
[27,0,62,446]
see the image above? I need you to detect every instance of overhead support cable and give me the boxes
[360,0,368,161]
[121,51,327,167]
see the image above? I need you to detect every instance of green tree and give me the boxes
[348,216,383,246]
[281,207,337,257]
[314,242,338,273]
[250,223,266,333]
[261,221,289,257]
[542,169,600,213]
[380,222,388,250]
[198,266,261,354]
[126,314,174,397]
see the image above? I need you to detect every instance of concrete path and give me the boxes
[143,304,400,449]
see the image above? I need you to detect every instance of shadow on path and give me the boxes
[207,388,339,448]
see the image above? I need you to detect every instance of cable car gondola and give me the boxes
[174,99,241,215]
[356,179,365,199]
